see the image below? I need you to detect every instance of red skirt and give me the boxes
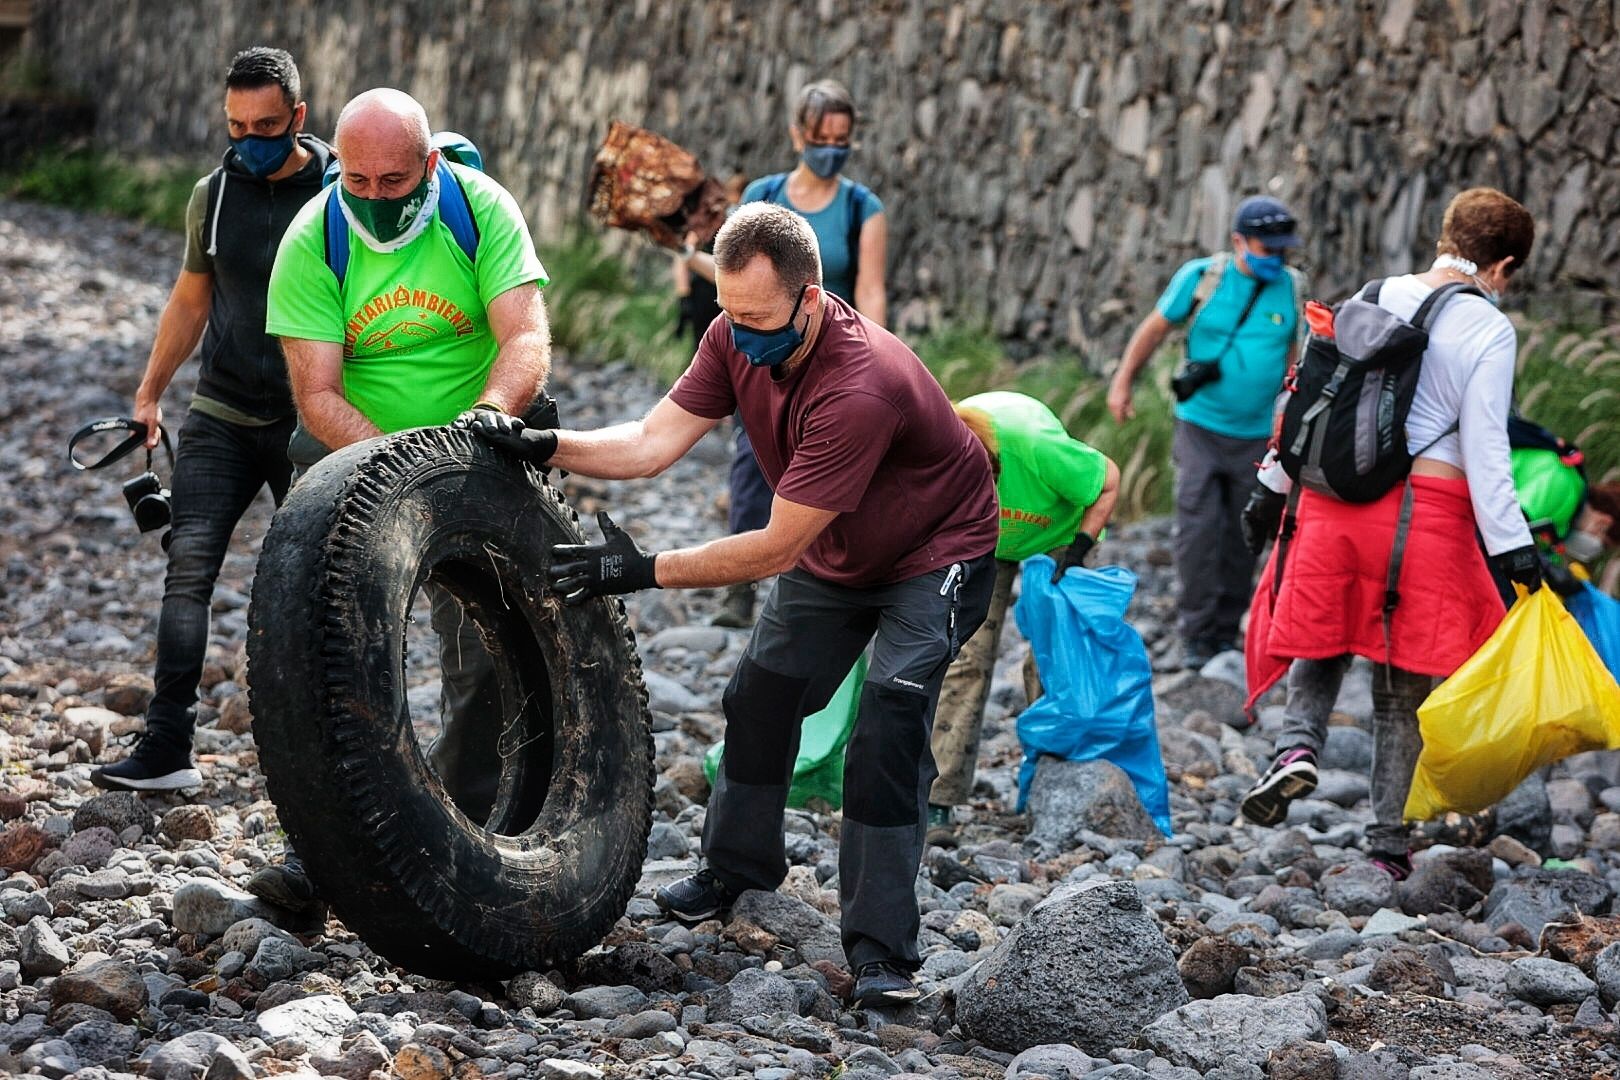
[1245,475,1506,712]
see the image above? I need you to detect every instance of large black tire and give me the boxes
[246,427,654,979]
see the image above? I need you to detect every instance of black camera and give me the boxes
[1171,360,1222,402]
[122,471,171,533]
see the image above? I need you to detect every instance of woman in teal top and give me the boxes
[680,79,890,627]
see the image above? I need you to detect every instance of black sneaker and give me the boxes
[852,961,920,1006]
[654,868,735,923]
[1239,746,1319,827]
[246,852,324,917]
[1182,637,1219,671]
[91,735,201,792]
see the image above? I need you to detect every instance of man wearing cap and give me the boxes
[1108,195,1305,669]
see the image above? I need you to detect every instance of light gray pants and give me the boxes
[1172,419,1268,645]
[1275,655,1432,858]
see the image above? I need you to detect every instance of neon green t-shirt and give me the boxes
[960,391,1111,562]
[265,163,547,433]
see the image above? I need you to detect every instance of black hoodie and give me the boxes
[189,133,335,421]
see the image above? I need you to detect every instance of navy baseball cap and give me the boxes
[1233,195,1301,248]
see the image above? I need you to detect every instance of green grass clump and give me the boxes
[540,227,690,384]
[1513,322,1620,486]
[0,145,200,232]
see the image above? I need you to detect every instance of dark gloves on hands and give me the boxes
[460,408,559,465]
[1051,532,1096,584]
[1241,484,1287,555]
[1488,544,1544,597]
[548,511,660,606]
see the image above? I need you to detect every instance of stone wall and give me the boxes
[30,0,1620,357]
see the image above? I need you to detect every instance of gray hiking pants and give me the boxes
[1172,419,1268,645]
[1275,655,1433,858]
[702,555,995,971]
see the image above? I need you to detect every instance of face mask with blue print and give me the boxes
[1245,249,1285,283]
[731,285,810,367]
[230,118,297,178]
[802,144,850,179]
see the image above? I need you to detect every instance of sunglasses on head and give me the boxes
[1245,213,1297,237]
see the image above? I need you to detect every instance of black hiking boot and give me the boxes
[852,961,920,1006]
[246,851,325,918]
[91,733,202,792]
[711,582,756,629]
[654,868,736,923]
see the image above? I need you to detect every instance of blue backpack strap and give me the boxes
[845,179,871,283]
[435,159,479,264]
[763,172,789,204]
[323,185,349,285]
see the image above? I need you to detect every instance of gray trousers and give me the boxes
[1275,656,1432,858]
[702,555,996,970]
[1172,419,1268,644]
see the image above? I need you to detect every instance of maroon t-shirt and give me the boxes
[670,294,998,586]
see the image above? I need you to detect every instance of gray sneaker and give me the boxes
[246,852,325,918]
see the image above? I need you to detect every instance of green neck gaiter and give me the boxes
[341,168,431,244]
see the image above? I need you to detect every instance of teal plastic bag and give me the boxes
[703,655,867,810]
[1569,582,1620,681]
[1013,556,1171,836]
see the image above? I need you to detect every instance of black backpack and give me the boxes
[1278,279,1480,503]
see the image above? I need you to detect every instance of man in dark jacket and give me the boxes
[92,47,333,791]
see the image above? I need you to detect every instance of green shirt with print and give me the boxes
[265,163,547,433]
[961,391,1111,562]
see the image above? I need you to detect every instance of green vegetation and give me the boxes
[0,145,201,232]
[1514,323,1620,487]
[540,227,691,383]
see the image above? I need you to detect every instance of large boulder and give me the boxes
[1140,991,1328,1071]
[1027,759,1161,847]
[1492,774,1554,853]
[956,880,1187,1054]
[48,960,148,1020]
[1483,870,1613,938]
[730,889,846,966]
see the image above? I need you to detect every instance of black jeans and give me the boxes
[702,553,996,970]
[146,409,295,753]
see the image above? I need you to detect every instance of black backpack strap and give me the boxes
[1270,483,1303,601]
[1411,281,1481,330]
[845,179,870,289]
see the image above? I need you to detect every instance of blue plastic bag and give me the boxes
[1569,582,1620,681]
[1012,556,1171,835]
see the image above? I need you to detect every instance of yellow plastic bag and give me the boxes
[1405,586,1620,821]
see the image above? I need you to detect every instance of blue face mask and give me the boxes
[802,144,850,179]
[230,118,297,178]
[731,285,810,368]
[1244,249,1285,283]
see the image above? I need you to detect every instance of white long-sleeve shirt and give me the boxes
[1375,275,1530,557]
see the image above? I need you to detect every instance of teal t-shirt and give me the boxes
[1157,255,1300,440]
[266,163,547,433]
[743,173,882,302]
[960,391,1110,562]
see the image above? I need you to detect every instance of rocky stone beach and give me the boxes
[3,199,1620,1079]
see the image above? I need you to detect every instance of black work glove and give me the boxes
[1488,544,1544,598]
[548,512,660,606]
[1241,484,1287,555]
[1544,555,1582,598]
[1052,532,1096,584]
[461,408,559,465]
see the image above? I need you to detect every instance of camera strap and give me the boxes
[1205,280,1266,370]
[68,417,174,475]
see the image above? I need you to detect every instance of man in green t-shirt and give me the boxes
[927,391,1119,838]
[259,87,551,909]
